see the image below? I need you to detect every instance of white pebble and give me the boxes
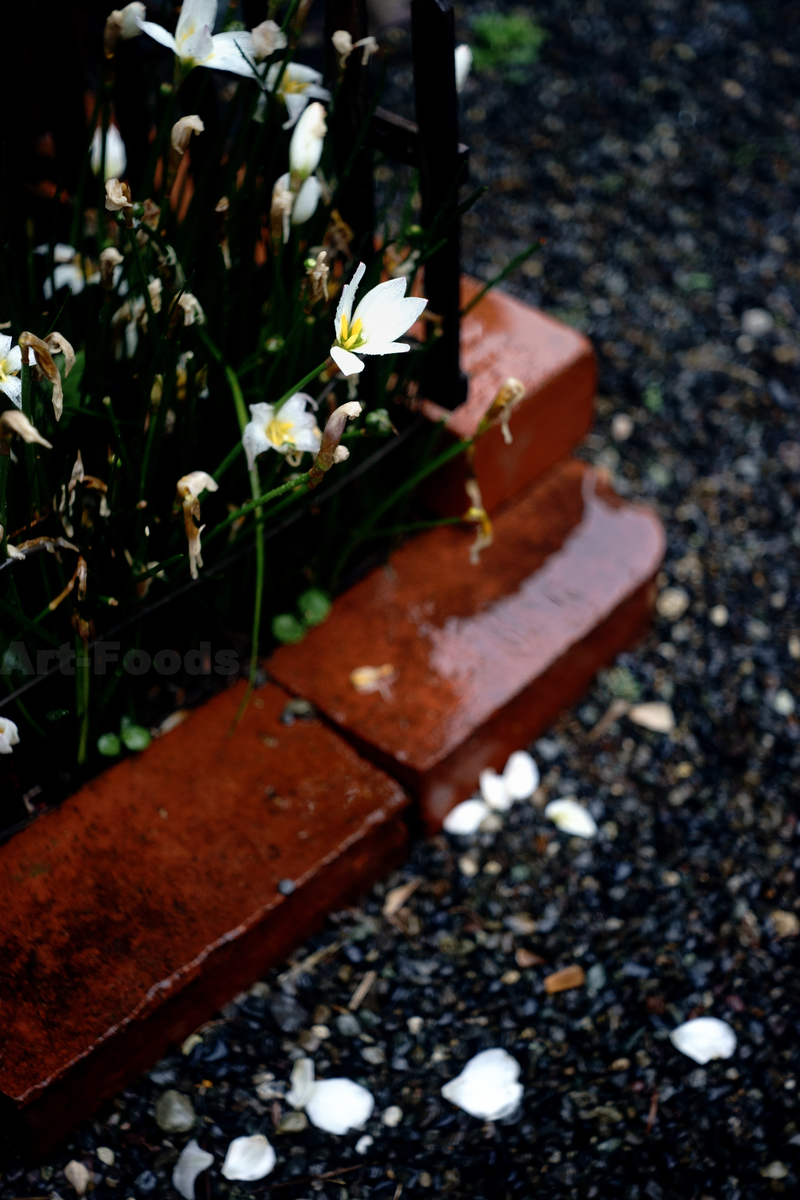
[709,604,728,627]
[669,1017,736,1064]
[355,1135,374,1155]
[382,1105,403,1127]
[64,1162,90,1196]
[96,1148,115,1167]
[741,307,774,336]
[611,413,634,441]
[773,689,795,716]
[656,586,690,621]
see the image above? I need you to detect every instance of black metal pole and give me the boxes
[410,0,465,409]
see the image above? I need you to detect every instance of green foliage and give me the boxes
[272,613,306,644]
[602,666,641,702]
[97,732,122,757]
[297,588,331,627]
[120,724,151,752]
[469,11,548,78]
[643,383,663,412]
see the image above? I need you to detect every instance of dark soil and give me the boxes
[5,1,800,1198]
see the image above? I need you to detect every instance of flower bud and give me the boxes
[308,401,361,486]
[291,175,322,226]
[103,2,145,58]
[91,125,128,181]
[105,178,133,226]
[455,44,472,93]
[168,115,204,188]
[289,102,326,182]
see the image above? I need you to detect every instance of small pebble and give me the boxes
[277,879,296,896]
[381,1105,403,1127]
[544,964,586,994]
[96,1148,114,1167]
[154,1089,196,1134]
[611,412,634,440]
[709,604,729,626]
[656,587,690,620]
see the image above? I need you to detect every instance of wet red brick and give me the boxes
[418,279,596,515]
[271,459,665,830]
[0,682,407,1153]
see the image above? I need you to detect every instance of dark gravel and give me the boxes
[6,1,800,1198]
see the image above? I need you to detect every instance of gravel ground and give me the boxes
[6,1,800,1198]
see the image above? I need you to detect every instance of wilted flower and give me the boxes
[105,177,133,225]
[349,662,397,700]
[91,125,128,181]
[479,377,526,444]
[0,717,20,755]
[331,29,379,68]
[251,19,286,59]
[0,409,53,450]
[289,102,327,182]
[104,2,145,57]
[286,1057,375,1135]
[177,471,218,580]
[148,277,163,314]
[178,292,205,326]
[99,246,124,289]
[221,1135,276,1182]
[270,173,295,243]
[330,261,427,376]
[34,244,97,298]
[544,796,598,838]
[455,43,472,92]
[442,1049,523,1120]
[242,395,321,471]
[19,331,75,421]
[172,1139,213,1200]
[265,61,330,129]
[305,250,330,303]
[168,115,204,187]
[137,0,258,77]
[462,477,493,564]
[669,1017,737,1064]
[308,400,361,486]
[0,334,23,407]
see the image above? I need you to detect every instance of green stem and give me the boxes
[76,634,90,765]
[273,358,330,412]
[126,225,156,334]
[203,471,311,545]
[460,240,545,318]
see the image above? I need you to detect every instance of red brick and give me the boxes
[418,279,596,515]
[271,459,665,831]
[0,682,407,1154]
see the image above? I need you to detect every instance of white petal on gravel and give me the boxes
[64,1162,91,1196]
[286,1056,316,1108]
[669,1017,737,1065]
[628,701,675,733]
[544,797,598,838]
[443,797,490,834]
[355,1134,373,1155]
[479,768,512,810]
[441,1048,523,1120]
[172,1140,214,1200]
[96,1147,115,1167]
[306,1077,375,1134]
[503,750,539,799]
[221,1134,276,1182]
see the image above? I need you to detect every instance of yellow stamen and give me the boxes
[340,315,364,351]
[265,416,295,448]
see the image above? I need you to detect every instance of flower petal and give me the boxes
[286,1056,316,1108]
[0,376,23,408]
[441,1049,523,1120]
[4,345,21,373]
[0,333,12,358]
[292,174,322,224]
[335,261,367,338]
[172,1139,213,1200]
[354,280,427,344]
[138,19,178,51]
[330,345,364,376]
[544,797,597,838]
[356,341,412,357]
[478,769,511,811]
[221,1134,276,1182]
[207,32,258,76]
[242,407,273,470]
[282,91,309,129]
[176,0,217,44]
[669,1017,737,1065]
[443,797,491,835]
[306,1078,375,1134]
[503,750,539,800]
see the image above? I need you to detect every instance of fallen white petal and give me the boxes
[64,1162,90,1196]
[306,1077,375,1134]
[479,768,512,811]
[286,1056,316,1109]
[544,797,598,838]
[628,701,675,733]
[441,1048,523,1120]
[503,750,539,800]
[172,1140,213,1200]
[669,1017,737,1065]
[221,1134,276,1182]
[355,1134,373,1155]
[443,797,491,835]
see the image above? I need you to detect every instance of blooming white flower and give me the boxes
[0,335,23,407]
[242,394,321,471]
[669,1017,737,1065]
[286,1057,375,1134]
[265,61,331,129]
[441,1049,523,1120]
[172,1139,213,1200]
[330,261,427,376]
[455,43,472,93]
[479,750,538,811]
[137,0,258,77]
[251,19,287,59]
[0,717,20,755]
[221,1135,276,1182]
[91,125,128,180]
[544,797,598,838]
[289,101,327,181]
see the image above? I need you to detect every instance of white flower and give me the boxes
[272,172,322,240]
[479,750,539,811]
[105,177,133,213]
[669,1017,737,1065]
[330,261,427,376]
[178,292,205,326]
[441,1049,523,1120]
[221,1135,276,1182]
[289,101,327,181]
[251,19,287,60]
[544,797,598,838]
[265,62,331,129]
[455,43,472,92]
[0,717,20,755]
[292,174,322,225]
[287,1057,375,1135]
[0,334,23,407]
[242,394,321,471]
[137,0,258,77]
[91,125,128,180]
[172,1139,213,1200]
[443,797,491,835]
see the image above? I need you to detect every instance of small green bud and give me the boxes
[272,614,306,644]
[98,732,122,757]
